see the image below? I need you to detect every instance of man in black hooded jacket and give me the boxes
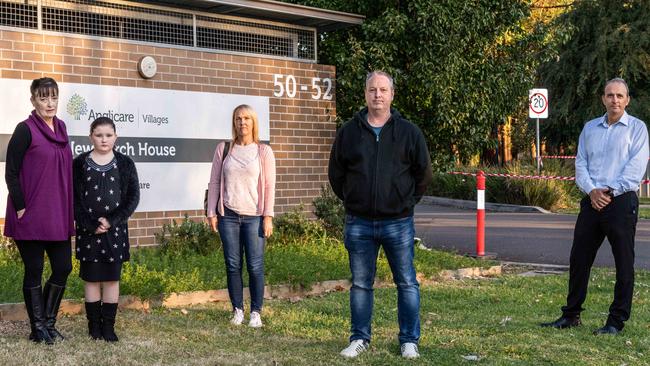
[329,70,433,359]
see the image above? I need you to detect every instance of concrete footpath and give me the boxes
[415,197,650,270]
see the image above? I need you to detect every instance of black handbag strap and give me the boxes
[222,141,230,164]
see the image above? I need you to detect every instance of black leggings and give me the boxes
[15,240,73,288]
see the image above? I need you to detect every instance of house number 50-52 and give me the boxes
[273,74,333,100]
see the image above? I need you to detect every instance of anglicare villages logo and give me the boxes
[65,93,135,123]
[65,93,167,125]
[67,93,88,120]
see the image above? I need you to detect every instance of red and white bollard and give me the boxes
[476,170,485,257]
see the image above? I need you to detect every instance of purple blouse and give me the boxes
[4,111,74,241]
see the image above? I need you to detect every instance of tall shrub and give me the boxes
[155,216,221,256]
[286,0,551,169]
[539,0,650,151]
[312,186,345,236]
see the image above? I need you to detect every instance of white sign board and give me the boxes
[529,88,549,119]
[0,78,270,216]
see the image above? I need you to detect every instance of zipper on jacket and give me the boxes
[362,114,393,218]
[372,130,381,216]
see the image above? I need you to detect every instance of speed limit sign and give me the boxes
[529,88,548,118]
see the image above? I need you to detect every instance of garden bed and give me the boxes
[0,233,495,304]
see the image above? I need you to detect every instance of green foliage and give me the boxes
[311,186,345,237]
[428,173,480,201]
[0,235,23,302]
[120,259,207,300]
[512,178,568,210]
[120,262,166,299]
[429,160,582,210]
[265,234,350,288]
[272,205,328,243]
[539,0,650,151]
[155,216,221,257]
[284,0,552,169]
[0,206,494,302]
[0,234,20,262]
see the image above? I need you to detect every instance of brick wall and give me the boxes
[0,29,337,246]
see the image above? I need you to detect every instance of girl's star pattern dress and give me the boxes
[75,156,129,266]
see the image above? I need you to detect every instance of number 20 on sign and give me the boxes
[529,88,548,174]
[529,88,548,119]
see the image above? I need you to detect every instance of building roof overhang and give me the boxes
[137,0,364,31]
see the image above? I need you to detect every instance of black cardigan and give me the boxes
[4,122,31,210]
[73,150,140,231]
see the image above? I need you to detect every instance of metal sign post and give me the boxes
[529,88,549,174]
[536,118,541,173]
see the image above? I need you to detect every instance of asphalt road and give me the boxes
[414,204,650,270]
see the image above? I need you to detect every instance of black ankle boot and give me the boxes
[85,301,103,340]
[101,303,119,342]
[43,282,66,341]
[23,286,54,345]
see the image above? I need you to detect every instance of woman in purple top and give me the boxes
[4,77,74,344]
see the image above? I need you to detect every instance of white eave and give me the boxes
[139,0,364,31]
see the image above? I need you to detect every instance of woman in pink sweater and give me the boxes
[207,104,276,327]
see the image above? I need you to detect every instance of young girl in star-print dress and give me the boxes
[73,117,139,342]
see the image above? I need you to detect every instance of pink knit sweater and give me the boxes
[207,141,276,217]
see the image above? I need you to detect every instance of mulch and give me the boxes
[0,320,27,337]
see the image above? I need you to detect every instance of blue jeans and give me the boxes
[344,214,420,345]
[218,207,266,312]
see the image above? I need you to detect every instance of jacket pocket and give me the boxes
[343,173,370,210]
[380,175,411,215]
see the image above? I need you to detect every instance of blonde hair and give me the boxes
[231,104,260,144]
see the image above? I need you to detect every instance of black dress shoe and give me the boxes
[540,316,581,329]
[593,325,620,335]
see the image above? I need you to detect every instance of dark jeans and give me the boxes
[218,207,265,312]
[562,192,638,330]
[344,214,420,345]
[15,240,72,288]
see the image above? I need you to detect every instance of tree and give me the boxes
[285,0,550,169]
[67,93,88,120]
[506,0,572,158]
[538,0,650,152]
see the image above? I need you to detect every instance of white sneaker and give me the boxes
[401,342,420,359]
[230,308,244,325]
[340,339,369,358]
[248,311,263,328]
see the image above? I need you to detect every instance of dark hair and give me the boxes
[30,77,58,98]
[90,117,116,134]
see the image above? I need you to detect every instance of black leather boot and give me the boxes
[23,286,54,345]
[101,303,119,342]
[43,282,66,341]
[85,301,103,340]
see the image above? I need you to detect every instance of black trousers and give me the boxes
[561,192,638,329]
[15,240,72,288]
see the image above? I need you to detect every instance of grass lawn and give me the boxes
[638,196,650,205]
[557,206,650,219]
[1,268,649,365]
